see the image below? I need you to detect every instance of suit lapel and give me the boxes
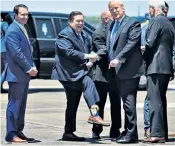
[68,26,87,53]
[14,22,32,53]
[106,21,114,51]
[114,15,128,44]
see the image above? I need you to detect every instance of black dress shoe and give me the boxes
[92,132,101,140]
[116,131,127,141]
[62,133,85,141]
[117,136,138,143]
[18,132,35,142]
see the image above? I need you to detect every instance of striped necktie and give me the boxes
[109,21,119,61]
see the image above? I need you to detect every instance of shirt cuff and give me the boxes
[26,68,32,73]
[84,54,89,59]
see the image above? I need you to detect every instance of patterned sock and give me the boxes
[90,105,99,116]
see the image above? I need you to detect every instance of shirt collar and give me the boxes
[115,14,126,24]
[14,20,24,29]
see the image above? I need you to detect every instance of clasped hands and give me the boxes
[86,52,98,69]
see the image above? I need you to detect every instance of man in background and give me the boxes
[91,10,117,140]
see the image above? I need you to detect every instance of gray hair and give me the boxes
[149,0,165,13]
[108,0,124,8]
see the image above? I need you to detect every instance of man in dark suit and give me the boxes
[143,0,175,143]
[107,0,143,143]
[4,4,38,143]
[51,11,109,141]
[142,1,170,140]
[91,10,122,140]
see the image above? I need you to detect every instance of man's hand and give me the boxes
[86,61,93,70]
[28,67,38,77]
[109,59,120,69]
[87,53,98,62]
[141,46,146,51]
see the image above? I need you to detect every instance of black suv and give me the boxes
[1,11,95,79]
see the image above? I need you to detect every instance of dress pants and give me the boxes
[60,75,100,133]
[120,77,140,138]
[147,74,170,138]
[92,80,121,135]
[144,95,150,131]
[6,82,29,140]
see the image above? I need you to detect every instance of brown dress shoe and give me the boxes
[143,137,165,143]
[8,136,27,143]
[87,116,110,126]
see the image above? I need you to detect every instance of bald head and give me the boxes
[108,0,125,20]
[101,10,113,25]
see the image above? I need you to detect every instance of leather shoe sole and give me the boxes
[6,137,28,143]
[87,116,110,126]
[143,137,165,143]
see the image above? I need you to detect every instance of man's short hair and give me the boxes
[13,4,28,15]
[165,1,169,8]
[68,11,83,22]
[149,0,165,12]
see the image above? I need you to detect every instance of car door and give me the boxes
[33,17,57,78]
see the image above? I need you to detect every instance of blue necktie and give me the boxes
[109,21,119,61]
[78,33,84,44]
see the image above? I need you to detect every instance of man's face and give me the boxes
[108,2,125,20]
[69,15,84,33]
[149,6,155,17]
[14,7,29,25]
[164,6,169,17]
[101,12,113,25]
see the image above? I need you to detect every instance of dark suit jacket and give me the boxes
[144,14,175,77]
[91,23,109,82]
[51,26,91,82]
[5,22,34,83]
[106,15,144,79]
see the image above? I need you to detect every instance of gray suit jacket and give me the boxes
[144,14,175,77]
[106,15,144,79]
[91,23,109,82]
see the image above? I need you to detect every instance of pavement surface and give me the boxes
[1,79,175,146]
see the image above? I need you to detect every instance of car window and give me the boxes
[35,18,55,39]
[60,18,68,29]
[54,18,63,35]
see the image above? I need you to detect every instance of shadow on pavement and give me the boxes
[28,88,65,94]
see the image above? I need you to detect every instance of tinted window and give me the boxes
[54,18,62,35]
[60,18,68,29]
[35,18,55,39]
